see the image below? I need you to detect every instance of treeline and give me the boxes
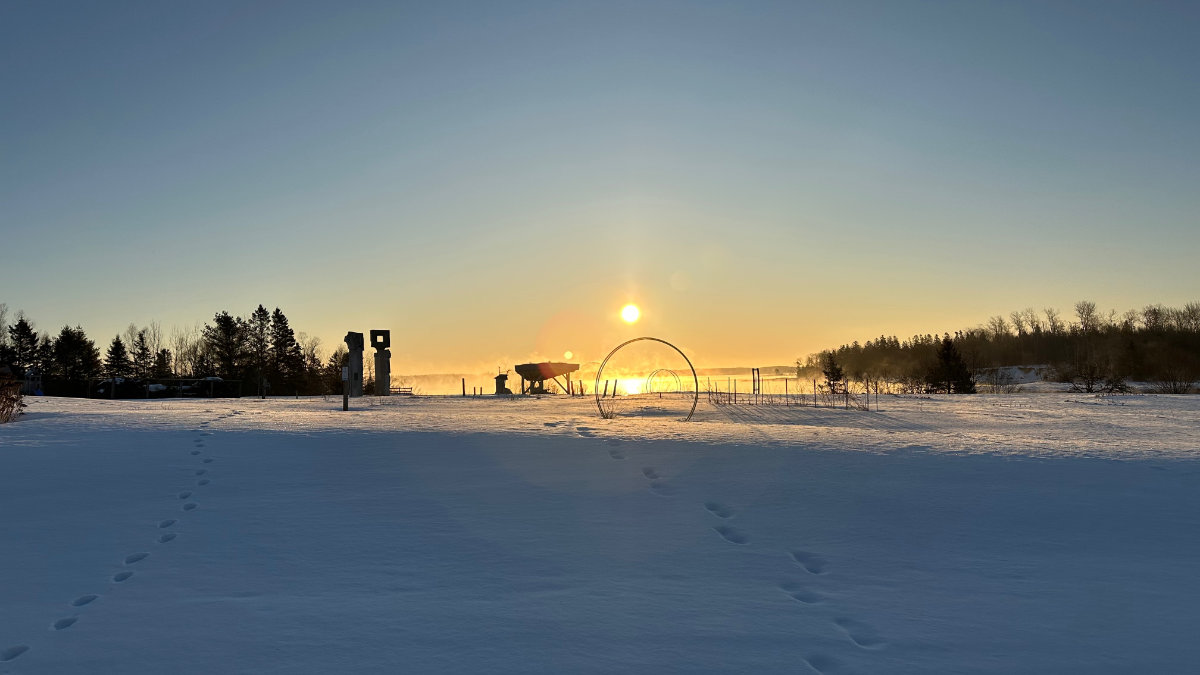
[0,304,351,397]
[800,301,1200,394]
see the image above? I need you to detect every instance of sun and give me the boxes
[621,304,640,323]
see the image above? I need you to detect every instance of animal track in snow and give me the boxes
[195,469,207,476]
[190,450,201,455]
[608,448,625,460]
[52,617,78,630]
[124,552,149,565]
[158,533,176,544]
[834,617,886,649]
[641,468,660,480]
[197,478,210,486]
[182,502,198,511]
[575,427,596,437]
[648,481,675,497]
[778,582,823,604]
[159,519,176,528]
[1,645,30,661]
[178,491,192,499]
[202,458,214,464]
[713,525,749,545]
[71,594,99,607]
[703,502,734,518]
[790,550,827,574]
[112,571,133,583]
[805,653,839,673]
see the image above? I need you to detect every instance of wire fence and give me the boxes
[704,376,875,411]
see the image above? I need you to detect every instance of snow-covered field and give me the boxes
[2,393,1199,673]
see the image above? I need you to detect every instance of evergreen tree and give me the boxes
[52,326,101,381]
[269,308,304,395]
[105,336,132,379]
[131,329,153,379]
[152,348,173,378]
[323,346,348,394]
[926,337,976,394]
[35,334,54,374]
[247,305,271,396]
[7,316,39,371]
[821,352,844,394]
[202,312,246,379]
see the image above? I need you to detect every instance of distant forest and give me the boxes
[799,301,1200,394]
[0,304,351,397]
[4,299,1199,399]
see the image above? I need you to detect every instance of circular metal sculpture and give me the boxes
[644,368,682,394]
[594,337,700,421]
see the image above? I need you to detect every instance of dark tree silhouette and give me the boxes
[203,312,246,380]
[131,330,152,379]
[821,352,844,394]
[51,326,100,381]
[104,336,131,379]
[152,348,173,378]
[247,305,271,397]
[323,346,348,394]
[926,337,976,394]
[269,308,304,395]
[6,317,39,371]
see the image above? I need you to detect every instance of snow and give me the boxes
[2,394,1199,673]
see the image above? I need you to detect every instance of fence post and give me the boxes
[342,366,349,411]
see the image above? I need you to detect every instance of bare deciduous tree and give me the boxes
[1044,307,1064,334]
[1075,300,1099,333]
[1009,311,1027,336]
[145,322,163,357]
[1019,307,1042,334]
[169,323,203,378]
[987,316,1010,339]
[1174,302,1200,332]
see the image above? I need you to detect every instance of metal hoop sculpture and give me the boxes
[644,368,682,393]
[594,337,700,421]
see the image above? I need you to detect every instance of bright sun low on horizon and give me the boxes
[621,304,640,324]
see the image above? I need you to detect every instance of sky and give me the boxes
[3,0,1198,373]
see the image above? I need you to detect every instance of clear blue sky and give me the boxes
[3,0,1198,371]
